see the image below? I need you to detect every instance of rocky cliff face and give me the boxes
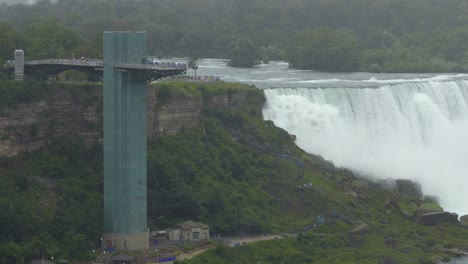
[147,86,204,136]
[0,83,263,157]
[0,86,102,157]
[148,86,260,136]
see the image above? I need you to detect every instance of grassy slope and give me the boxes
[147,81,341,234]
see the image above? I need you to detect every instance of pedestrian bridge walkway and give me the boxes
[24,59,187,70]
[4,58,187,82]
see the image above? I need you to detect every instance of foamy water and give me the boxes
[197,60,468,216]
[263,82,468,215]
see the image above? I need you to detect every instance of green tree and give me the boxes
[212,33,236,59]
[227,37,260,68]
[25,18,82,59]
[188,57,199,79]
[365,26,398,49]
[289,27,361,72]
[0,241,22,264]
[0,22,17,61]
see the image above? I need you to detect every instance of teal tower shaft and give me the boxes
[103,32,149,250]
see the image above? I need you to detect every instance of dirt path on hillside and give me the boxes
[225,234,281,246]
[170,221,369,262]
[177,247,213,260]
[103,221,369,263]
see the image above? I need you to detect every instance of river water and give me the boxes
[196,59,468,217]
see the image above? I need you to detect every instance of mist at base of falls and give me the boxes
[263,81,468,216]
[195,59,468,216]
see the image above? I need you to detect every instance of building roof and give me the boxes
[175,221,208,229]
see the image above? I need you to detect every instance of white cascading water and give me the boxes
[263,80,468,216]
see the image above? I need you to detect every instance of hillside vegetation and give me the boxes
[0,81,335,262]
[1,81,467,263]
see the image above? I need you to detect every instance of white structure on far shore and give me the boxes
[14,49,24,81]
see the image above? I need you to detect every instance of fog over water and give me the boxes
[197,59,468,216]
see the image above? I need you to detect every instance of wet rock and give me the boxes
[376,178,396,190]
[394,179,423,199]
[418,211,459,225]
[460,215,468,227]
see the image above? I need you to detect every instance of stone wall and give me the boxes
[102,232,149,250]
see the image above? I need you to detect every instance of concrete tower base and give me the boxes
[102,232,149,250]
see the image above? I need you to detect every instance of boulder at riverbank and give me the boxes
[418,212,459,225]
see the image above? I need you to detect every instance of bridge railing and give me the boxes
[114,62,187,70]
[27,59,104,67]
[22,59,187,70]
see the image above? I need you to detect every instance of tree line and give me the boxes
[1,0,468,70]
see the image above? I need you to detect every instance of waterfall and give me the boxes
[263,80,468,215]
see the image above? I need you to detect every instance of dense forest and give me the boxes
[1,0,468,71]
